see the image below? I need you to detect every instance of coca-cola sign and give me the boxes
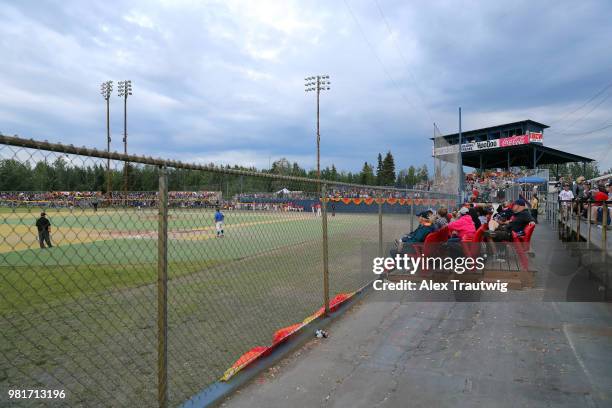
[499,135,528,147]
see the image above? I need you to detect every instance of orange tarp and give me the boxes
[221,293,355,382]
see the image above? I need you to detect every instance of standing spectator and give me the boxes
[35,212,53,248]
[558,184,574,218]
[530,194,539,224]
[590,184,609,224]
[572,176,585,199]
[471,187,480,202]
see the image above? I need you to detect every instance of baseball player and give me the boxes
[214,207,225,238]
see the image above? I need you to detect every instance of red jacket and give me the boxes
[448,214,476,241]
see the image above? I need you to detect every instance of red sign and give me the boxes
[529,132,543,142]
[499,135,529,147]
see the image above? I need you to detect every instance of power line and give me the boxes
[547,79,612,127]
[374,0,435,125]
[548,90,612,136]
[342,0,437,130]
[554,121,612,136]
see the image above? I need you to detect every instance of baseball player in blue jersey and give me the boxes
[214,207,225,238]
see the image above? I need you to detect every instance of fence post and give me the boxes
[569,200,574,237]
[321,183,330,316]
[576,202,581,242]
[378,193,383,258]
[157,166,169,408]
[587,202,592,247]
[603,201,608,251]
[410,194,415,232]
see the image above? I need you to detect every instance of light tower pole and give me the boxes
[117,80,132,202]
[100,81,113,199]
[305,75,331,186]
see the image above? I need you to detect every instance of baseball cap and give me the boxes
[41,212,46,216]
[417,210,432,218]
[513,198,526,206]
[459,207,469,215]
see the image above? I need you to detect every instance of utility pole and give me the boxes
[118,80,133,203]
[100,81,113,200]
[305,75,331,188]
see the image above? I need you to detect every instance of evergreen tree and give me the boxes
[417,164,429,183]
[330,164,338,181]
[376,153,383,185]
[381,151,396,186]
[406,165,417,187]
[360,162,375,185]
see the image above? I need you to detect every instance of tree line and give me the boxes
[539,162,605,181]
[0,150,430,195]
[269,151,429,188]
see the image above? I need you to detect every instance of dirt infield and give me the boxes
[0,224,109,253]
[0,210,321,253]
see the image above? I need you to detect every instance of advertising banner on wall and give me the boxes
[433,132,544,156]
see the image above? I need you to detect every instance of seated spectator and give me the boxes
[486,199,534,242]
[476,206,488,226]
[496,201,514,222]
[485,199,534,260]
[391,211,435,256]
[433,207,448,231]
[468,205,482,230]
[447,207,476,242]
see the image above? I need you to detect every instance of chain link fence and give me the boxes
[0,134,456,407]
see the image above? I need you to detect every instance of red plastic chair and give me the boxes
[411,227,448,275]
[460,224,488,264]
[512,223,536,252]
[412,227,448,256]
[512,223,536,270]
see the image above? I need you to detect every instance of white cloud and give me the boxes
[123,11,155,29]
[0,0,610,172]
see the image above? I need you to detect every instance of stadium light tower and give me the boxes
[100,80,113,198]
[304,75,331,184]
[117,80,133,201]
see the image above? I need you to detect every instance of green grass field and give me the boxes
[0,206,411,407]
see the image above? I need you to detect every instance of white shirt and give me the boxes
[559,190,574,204]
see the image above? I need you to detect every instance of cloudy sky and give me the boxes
[1,0,611,172]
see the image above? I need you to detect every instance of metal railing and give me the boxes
[545,194,610,249]
[0,134,456,407]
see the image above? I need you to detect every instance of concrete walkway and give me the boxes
[222,223,612,408]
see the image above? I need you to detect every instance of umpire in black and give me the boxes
[36,212,53,248]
